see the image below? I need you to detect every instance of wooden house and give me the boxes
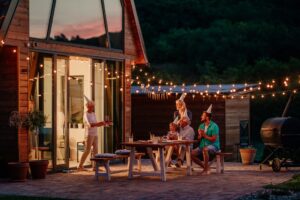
[0,0,148,171]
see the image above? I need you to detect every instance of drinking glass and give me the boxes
[129,136,133,142]
[178,135,182,141]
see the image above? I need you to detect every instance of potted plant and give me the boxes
[25,110,49,179]
[8,111,30,181]
[239,146,257,165]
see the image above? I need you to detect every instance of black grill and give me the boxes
[260,117,300,148]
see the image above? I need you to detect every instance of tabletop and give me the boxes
[122,140,197,148]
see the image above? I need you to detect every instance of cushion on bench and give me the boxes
[95,153,116,158]
[115,149,131,155]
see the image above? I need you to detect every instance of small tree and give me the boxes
[9,110,47,160]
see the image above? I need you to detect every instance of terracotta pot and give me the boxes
[29,160,49,179]
[8,162,29,181]
[239,148,256,165]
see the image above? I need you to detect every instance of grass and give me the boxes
[264,174,300,192]
[0,195,68,200]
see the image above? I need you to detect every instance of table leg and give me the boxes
[128,147,135,179]
[159,147,166,182]
[165,146,174,167]
[147,147,159,171]
[185,144,192,175]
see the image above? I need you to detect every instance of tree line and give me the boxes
[135,0,300,84]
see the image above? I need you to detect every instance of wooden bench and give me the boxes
[90,152,144,181]
[214,152,232,173]
[192,152,232,174]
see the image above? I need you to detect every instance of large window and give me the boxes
[29,0,124,50]
[29,0,52,39]
[50,0,107,47]
[104,0,123,49]
[29,54,53,167]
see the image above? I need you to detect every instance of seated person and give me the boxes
[164,122,179,165]
[191,106,220,175]
[176,117,195,167]
[167,122,179,140]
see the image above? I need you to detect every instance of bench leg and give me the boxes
[128,147,135,179]
[95,161,100,181]
[137,156,142,172]
[127,155,142,172]
[216,155,221,174]
[221,155,225,173]
[103,160,111,181]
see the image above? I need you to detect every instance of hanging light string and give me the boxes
[1,43,299,101]
[131,64,300,100]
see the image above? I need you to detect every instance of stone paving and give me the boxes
[0,161,299,200]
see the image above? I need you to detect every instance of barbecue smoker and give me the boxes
[260,95,300,172]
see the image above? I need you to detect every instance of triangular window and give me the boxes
[103,0,123,49]
[29,0,52,39]
[29,0,124,50]
[50,0,107,47]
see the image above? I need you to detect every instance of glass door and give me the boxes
[29,53,54,168]
[94,60,105,154]
[55,57,68,169]
[68,56,92,168]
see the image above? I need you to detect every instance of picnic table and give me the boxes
[122,140,196,182]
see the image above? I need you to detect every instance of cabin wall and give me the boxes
[0,46,19,162]
[225,96,250,160]
[4,0,29,162]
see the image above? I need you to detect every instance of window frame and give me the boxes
[29,0,124,52]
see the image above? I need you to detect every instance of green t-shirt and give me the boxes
[198,121,220,150]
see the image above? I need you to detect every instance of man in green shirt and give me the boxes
[191,105,220,174]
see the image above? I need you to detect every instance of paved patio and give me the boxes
[0,161,299,200]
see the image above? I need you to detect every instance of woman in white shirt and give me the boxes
[77,101,112,171]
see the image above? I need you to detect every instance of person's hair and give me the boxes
[181,116,190,124]
[169,122,179,132]
[204,112,212,120]
[86,101,95,107]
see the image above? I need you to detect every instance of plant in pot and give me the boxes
[25,110,49,179]
[8,111,30,181]
[239,145,257,165]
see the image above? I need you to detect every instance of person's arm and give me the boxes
[202,133,217,142]
[90,121,106,127]
[91,120,113,127]
[202,125,218,142]
[84,113,112,128]
[198,124,204,140]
